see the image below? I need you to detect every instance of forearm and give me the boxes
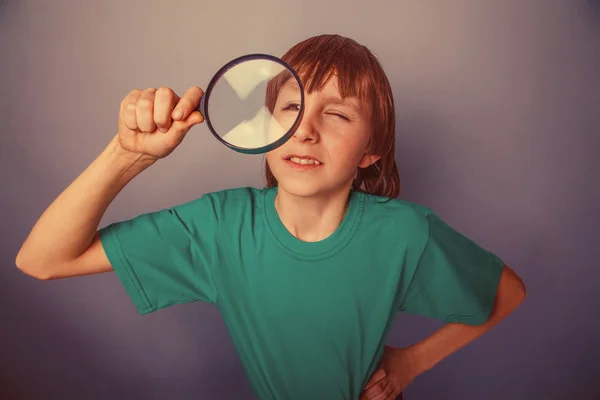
[16,134,156,274]
[407,265,526,375]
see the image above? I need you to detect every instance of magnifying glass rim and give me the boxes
[200,53,305,155]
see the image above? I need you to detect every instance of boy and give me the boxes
[16,34,526,399]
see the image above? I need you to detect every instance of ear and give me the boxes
[358,153,381,169]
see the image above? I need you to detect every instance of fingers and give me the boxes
[360,377,395,400]
[154,87,179,133]
[172,86,204,123]
[364,368,387,390]
[136,88,158,132]
[121,89,142,131]
[365,379,394,400]
[121,86,204,136]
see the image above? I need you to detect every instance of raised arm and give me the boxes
[16,86,204,279]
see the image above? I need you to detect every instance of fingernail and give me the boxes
[173,109,184,120]
[159,127,168,133]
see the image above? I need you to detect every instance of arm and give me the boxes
[361,265,525,399]
[407,264,526,375]
[15,135,156,280]
[15,86,203,280]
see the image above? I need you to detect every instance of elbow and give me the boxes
[502,264,527,307]
[15,252,54,280]
[511,268,527,304]
[516,275,527,303]
[483,266,526,325]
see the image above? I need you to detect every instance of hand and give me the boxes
[360,346,420,400]
[117,86,205,161]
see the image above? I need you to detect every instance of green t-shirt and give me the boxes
[98,186,504,399]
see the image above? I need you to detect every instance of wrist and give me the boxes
[105,134,157,167]
[100,134,157,183]
[403,344,433,377]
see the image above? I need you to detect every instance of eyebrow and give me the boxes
[280,81,364,113]
[321,96,362,112]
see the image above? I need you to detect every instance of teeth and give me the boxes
[290,157,320,165]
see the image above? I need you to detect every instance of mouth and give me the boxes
[283,154,323,165]
[282,154,324,170]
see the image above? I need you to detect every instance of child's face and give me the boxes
[266,75,379,198]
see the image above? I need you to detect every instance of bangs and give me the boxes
[281,36,376,103]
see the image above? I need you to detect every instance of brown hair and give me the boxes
[264,34,400,198]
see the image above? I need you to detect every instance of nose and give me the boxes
[292,110,319,143]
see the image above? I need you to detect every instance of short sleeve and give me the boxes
[98,195,219,315]
[399,211,505,325]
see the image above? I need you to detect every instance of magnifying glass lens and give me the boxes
[202,56,304,154]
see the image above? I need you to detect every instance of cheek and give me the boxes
[265,151,279,169]
[326,135,369,167]
[265,147,286,174]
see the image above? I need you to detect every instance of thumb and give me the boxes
[183,110,205,127]
[168,111,204,146]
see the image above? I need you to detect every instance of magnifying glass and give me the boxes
[196,54,305,154]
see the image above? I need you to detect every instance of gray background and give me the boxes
[2,0,599,399]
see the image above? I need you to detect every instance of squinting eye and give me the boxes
[330,113,350,121]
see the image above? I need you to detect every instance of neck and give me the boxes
[274,184,353,243]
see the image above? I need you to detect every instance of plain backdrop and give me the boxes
[1,0,599,399]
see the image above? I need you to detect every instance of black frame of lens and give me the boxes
[197,53,305,155]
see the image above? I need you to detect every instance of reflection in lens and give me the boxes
[206,58,302,151]
[222,60,286,100]
[220,106,285,148]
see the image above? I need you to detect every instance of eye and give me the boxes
[282,103,301,112]
[328,112,350,121]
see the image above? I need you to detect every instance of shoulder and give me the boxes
[201,186,263,206]
[175,186,262,215]
[357,192,436,252]
[172,187,263,221]
[362,193,433,232]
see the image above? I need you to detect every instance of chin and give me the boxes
[266,156,353,198]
